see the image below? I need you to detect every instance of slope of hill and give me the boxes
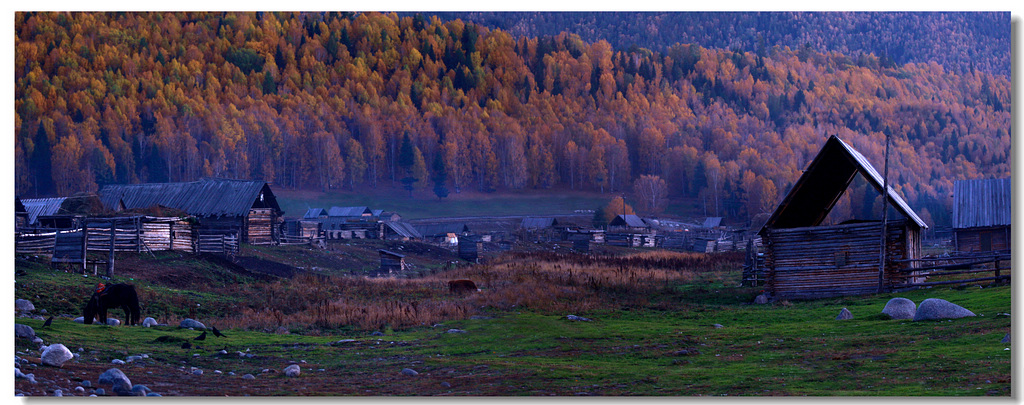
[14,12,1010,229]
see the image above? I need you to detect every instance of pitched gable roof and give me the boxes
[521,217,559,229]
[953,177,1011,229]
[760,135,927,234]
[99,178,281,218]
[21,197,68,225]
[327,206,372,217]
[415,223,470,237]
[303,208,328,219]
[384,221,423,239]
[610,214,648,228]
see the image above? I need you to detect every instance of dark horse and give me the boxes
[84,284,140,326]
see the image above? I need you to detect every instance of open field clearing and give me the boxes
[13,248,1011,396]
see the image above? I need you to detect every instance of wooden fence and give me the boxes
[894,251,1010,289]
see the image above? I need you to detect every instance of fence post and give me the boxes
[994,257,1001,284]
[108,219,115,277]
[81,222,88,273]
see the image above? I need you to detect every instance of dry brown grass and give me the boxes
[212,250,741,332]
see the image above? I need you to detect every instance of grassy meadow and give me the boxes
[14,248,1011,396]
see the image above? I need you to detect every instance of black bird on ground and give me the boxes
[181,342,192,349]
[211,326,226,338]
[42,316,54,327]
[195,331,207,341]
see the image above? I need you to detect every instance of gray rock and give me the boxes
[914,298,976,321]
[284,364,301,377]
[192,368,203,376]
[446,329,467,333]
[401,368,419,376]
[179,318,206,330]
[754,294,769,304]
[105,318,121,326]
[81,380,91,387]
[142,317,159,327]
[371,331,384,336]
[126,355,143,362]
[41,344,74,367]
[94,388,105,396]
[15,299,35,312]
[241,374,255,380]
[712,324,724,329]
[98,368,131,394]
[1001,333,1010,343]
[53,389,63,397]
[146,393,162,397]
[14,324,35,339]
[441,381,452,388]
[111,359,126,365]
[32,337,44,345]
[835,308,853,320]
[72,317,85,324]
[75,386,85,393]
[131,384,151,396]
[566,315,592,321]
[882,297,917,320]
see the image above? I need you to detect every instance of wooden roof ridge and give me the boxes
[759,135,927,235]
[99,177,279,218]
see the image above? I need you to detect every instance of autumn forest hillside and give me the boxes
[14,12,1011,228]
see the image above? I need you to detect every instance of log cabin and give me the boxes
[758,135,928,300]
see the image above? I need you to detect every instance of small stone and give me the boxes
[835,308,853,320]
[94,388,105,396]
[41,343,74,367]
[75,387,85,393]
[126,356,143,362]
[142,317,159,328]
[98,368,131,392]
[15,299,35,312]
[441,381,452,388]
[914,298,976,321]
[284,364,301,377]
[712,324,724,329]
[371,331,384,336]
[111,359,126,365]
[192,369,203,376]
[754,294,769,304]
[72,317,85,324]
[446,329,466,333]
[881,297,917,320]
[214,370,222,374]
[401,368,418,376]
[131,384,151,396]
[105,318,120,326]
[242,374,255,380]
[146,393,162,397]
[81,380,91,387]
[566,315,592,321]
[179,318,206,330]
[14,324,35,339]
[54,389,63,397]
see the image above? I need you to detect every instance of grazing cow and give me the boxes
[448,279,479,294]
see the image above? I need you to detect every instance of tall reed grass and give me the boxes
[212,250,743,333]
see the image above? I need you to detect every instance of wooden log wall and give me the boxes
[247,208,276,245]
[15,232,57,255]
[765,220,915,300]
[954,226,1011,253]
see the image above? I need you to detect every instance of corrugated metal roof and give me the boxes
[610,214,647,228]
[384,221,423,239]
[415,223,470,237]
[702,217,723,228]
[953,177,1011,229]
[521,217,559,229]
[99,178,280,218]
[760,135,928,234]
[327,206,371,217]
[21,197,68,224]
[303,208,327,219]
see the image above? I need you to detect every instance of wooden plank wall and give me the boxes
[247,208,275,245]
[766,220,914,300]
[954,226,1011,253]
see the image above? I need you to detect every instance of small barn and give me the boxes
[382,221,423,241]
[415,223,471,245]
[758,135,928,300]
[609,214,649,231]
[378,249,406,274]
[952,178,1010,253]
[327,206,373,219]
[100,178,283,245]
[21,197,81,228]
[303,208,328,220]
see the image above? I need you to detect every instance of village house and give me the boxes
[99,178,283,245]
[952,177,1011,253]
[758,135,928,300]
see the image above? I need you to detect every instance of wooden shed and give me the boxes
[378,249,406,274]
[99,178,283,245]
[758,135,928,300]
[952,178,1010,253]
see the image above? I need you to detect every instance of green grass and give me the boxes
[275,187,615,219]
[14,251,1010,396]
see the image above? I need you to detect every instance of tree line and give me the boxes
[15,12,1010,227]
